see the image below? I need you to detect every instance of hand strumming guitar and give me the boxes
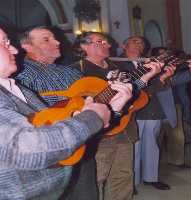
[187,58,191,71]
[81,81,133,128]
[81,97,111,128]
[160,64,176,84]
[140,61,163,83]
[109,82,133,113]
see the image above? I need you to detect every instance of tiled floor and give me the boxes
[134,144,191,200]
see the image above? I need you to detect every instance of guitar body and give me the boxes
[31,96,86,166]
[106,90,149,136]
[32,76,149,165]
[41,76,149,137]
[31,77,108,166]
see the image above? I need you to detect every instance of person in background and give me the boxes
[121,36,178,191]
[151,46,167,58]
[151,47,191,168]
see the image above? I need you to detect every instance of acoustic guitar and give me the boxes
[30,76,148,166]
[39,76,149,136]
[32,54,174,166]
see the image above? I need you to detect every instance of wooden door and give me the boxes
[165,0,182,49]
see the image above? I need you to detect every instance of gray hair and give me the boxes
[19,26,49,45]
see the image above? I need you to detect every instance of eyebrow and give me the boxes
[131,38,142,41]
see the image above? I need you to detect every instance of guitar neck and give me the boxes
[113,53,170,84]
[125,64,150,82]
[93,52,175,105]
[94,85,117,105]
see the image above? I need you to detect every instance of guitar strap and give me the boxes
[79,59,84,73]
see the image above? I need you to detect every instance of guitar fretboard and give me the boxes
[93,52,172,105]
[94,85,117,105]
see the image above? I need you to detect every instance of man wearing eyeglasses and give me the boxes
[67,31,163,200]
[0,27,116,200]
[120,36,191,192]
[15,27,135,200]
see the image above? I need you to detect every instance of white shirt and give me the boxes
[0,78,27,102]
[132,61,138,68]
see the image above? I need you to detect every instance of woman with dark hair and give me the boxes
[151,46,167,57]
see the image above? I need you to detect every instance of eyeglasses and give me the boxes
[0,38,10,48]
[94,40,109,45]
[86,39,109,46]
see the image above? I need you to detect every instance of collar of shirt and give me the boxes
[24,57,57,69]
[0,77,27,102]
[132,61,139,68]
[0,77,15,90]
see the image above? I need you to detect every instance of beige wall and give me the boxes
[127,0,191,53]
[108,0,131,44]
[180,0,191,53]
[57,0,191,53]
[127,0,167,47]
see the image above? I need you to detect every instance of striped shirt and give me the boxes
[15,58,83,105]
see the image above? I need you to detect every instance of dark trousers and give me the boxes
[61,157,98,200]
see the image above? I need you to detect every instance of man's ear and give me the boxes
[21,43,33,52]
[80,44,88,51]
[121,44,126,50]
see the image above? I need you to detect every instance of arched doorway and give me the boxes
[0,0,52,42]
[0,0,73,64]
[0,0,53,28]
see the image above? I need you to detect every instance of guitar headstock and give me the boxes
[147,50,174,64]
[165,51,191,68]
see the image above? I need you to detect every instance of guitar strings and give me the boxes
[94,85,117,105]
[93,52,186,105]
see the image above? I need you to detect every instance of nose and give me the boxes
[135,41,141,45]
[136,41,143,46]
[9,45,18,54]
[105,42,111,48]
[54,39,60,46]
[108,43,111,47]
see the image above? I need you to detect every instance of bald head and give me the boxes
[123,36,145,59]
[0,28,18,78]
